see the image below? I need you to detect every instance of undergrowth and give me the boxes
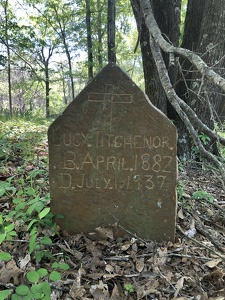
[0,115,223,299]
[0,116,69,300]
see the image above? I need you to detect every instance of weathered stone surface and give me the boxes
[48,63,177,241]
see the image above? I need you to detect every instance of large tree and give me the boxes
[131,0,225,178]
[176,0,225,157]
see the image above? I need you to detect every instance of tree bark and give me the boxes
[38,46,54,118]
[176,0,225,157]
[130,0,225,179]
[108,0,116,63]
[131,0,181,114]
[4,0,13,116]
[97,0,103,69]
[51,4,75,101]
[85,0,93,80]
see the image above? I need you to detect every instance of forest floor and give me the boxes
[0,118,224,300]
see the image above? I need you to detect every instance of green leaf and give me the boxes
[12,294,22,300]
[16,202,26,211]
[49,271,61,281]
[13,197,23,204]
[59,263,70,270]
[26,203,37,216]
[24,293,38,300]
[35,251,44,263]
[0,148,5,157]
[8,230,17,237]
[30,226,38,236]
[51,262,59,268]
[35,202,44,213]
[38,207,50,219]
[26,271,40,283]
[17,190,23,196]
[27,197,39,205]
[26,188,35,196]
[5,223,14,233]
[29,232,37,254]
[40,282,51,296]
[0,233,6,244]
[0,252,11,261]
[40,237,52,245]
[30,283,42,293]
[15,285,29,296]
[37,268,48,277]
[192,191,214,203]
[27,219,37,231]
[0,289,12,300]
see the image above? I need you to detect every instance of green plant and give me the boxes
[177,182,185,201]
[1,263,69,300]
[0,117,71,298]
[0,215,17,243]
[199,132,210,145]
[124,283,135,293]
[192,190,214,203]
[192,132,211,159]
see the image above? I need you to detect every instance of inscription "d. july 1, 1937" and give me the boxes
[52,130,175,192]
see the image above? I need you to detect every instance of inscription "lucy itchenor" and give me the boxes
[53,130,173,150]
[52,130,174,191]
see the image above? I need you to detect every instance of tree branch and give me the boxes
[140,0,225,92]
[138,0,225,180]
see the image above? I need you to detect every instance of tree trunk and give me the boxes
[85,0,93,80]
[59,62,68,105]
[108,0,116,63]
[97,0,103,69]
[176,0,225,158]
[4,0,13,116]
[51,4,75,102]
[131,0,225,178]
[131,0,225,160]
[131,0,181,115]
[45,63,50,118]
[38,47,53,118]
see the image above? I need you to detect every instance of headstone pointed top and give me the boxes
[48,64,177,241]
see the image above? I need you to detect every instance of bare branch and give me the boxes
[149,33,225,179]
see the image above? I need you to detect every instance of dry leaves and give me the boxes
[1,150,225,299]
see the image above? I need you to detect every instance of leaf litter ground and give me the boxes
[0,120,224,299]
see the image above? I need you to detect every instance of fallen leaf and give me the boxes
[135,259,145,273]
[0,259,22,285]
[178,208,185,219]
[103,273,120,279]
[204,259,222,268]
[19,254,31,270]
[121,241,132,251]
[90,280,109,299]
[105,264,114,273]
[174,276,185,298]
[94,226,114,240]
[110,283,123,300]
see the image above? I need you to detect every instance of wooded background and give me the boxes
[1,0,225,172]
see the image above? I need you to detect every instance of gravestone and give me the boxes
[48,63,177,241]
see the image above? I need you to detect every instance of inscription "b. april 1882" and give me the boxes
[53,130,174,192]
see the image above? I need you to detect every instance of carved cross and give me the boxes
[88,84,132,131]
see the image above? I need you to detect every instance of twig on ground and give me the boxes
[176,224,225,261]
[195,222,225,253]
[166,253,215,261]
